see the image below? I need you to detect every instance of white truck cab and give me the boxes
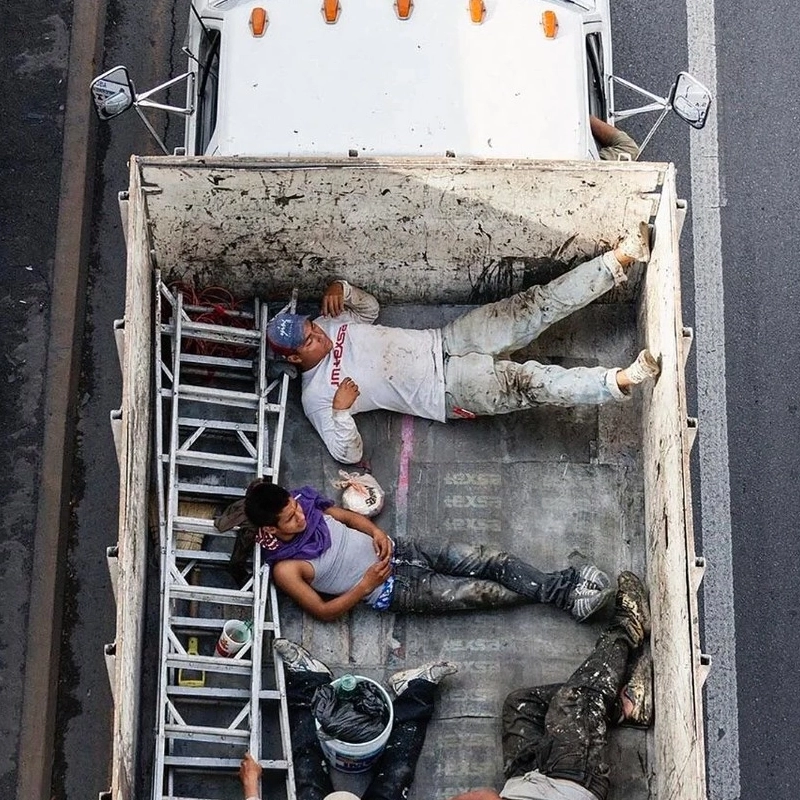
[185,0,613,159]
[91,1,710,160]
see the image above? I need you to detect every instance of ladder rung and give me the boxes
[162,384,284,414]
[169,450,257,471]
[170,615,275,631]
[162,756,289,771]
[181,303,256,321]
[173,517,225,533]
[167,686,282,701]
[166,654,252,676]
[163,723,250,744]
[176,482,248,498]
[169,585,253,604]
[163,319,261,345]
[172,550,232,563]
[172,522,236,540]
[178,417,259,433]
[180,353,254,370]
[177,384,260,409]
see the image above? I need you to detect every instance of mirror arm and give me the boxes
[613,102,665,121]
[135,71,194,103]
[609,75,668,105]
[631,106,672,160]
[134,106,169,155]
[136,99,194,116]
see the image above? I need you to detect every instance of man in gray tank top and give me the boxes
[234,482,614,624]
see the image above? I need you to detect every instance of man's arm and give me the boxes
[590,115,639,160]
[303,395,365,464]
[446,791,503,800]
[326,505,392,559]
[239,752,261,800]
[272,557,391,621]
[321,280,380,323]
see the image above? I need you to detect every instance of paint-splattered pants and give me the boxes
[500,633,631,800]
[288,670,438,800]
[388,539,579,613]
[441,253,627,416]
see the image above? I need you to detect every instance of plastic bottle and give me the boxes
[337,674,358,697]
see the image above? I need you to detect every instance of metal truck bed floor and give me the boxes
[273,301,650,800]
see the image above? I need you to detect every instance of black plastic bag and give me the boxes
[311,681,390,743]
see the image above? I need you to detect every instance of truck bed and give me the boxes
[112,158,706,800]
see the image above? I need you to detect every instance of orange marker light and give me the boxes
[323,0,341,23]
[541,10,558,38]
[250,7,268,36]
[469,0,485,24]
[395,0,413,19]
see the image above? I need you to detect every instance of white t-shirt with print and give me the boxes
[301,283,445,462]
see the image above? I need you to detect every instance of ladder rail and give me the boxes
[152,288,298,800]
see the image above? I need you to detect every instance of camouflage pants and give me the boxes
[501,633,630,800]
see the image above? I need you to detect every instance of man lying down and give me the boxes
[217,480,614,624]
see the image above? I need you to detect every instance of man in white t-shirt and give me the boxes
[267,225,659,464]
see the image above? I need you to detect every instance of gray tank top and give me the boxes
[307,516,383,605]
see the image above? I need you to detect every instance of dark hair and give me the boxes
[244,481,291,527]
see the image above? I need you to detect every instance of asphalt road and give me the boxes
[1,3,73,798]
[717,2,800,796]
[3,1,794,799]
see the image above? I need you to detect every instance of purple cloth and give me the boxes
[258,486,335,563]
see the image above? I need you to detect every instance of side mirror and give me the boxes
[90,66,135,120]
[669,71,712,130]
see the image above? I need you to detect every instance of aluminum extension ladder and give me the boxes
[152,279,297,800]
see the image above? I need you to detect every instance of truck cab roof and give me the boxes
[191,0,610,159]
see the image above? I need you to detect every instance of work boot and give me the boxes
[610,571,651,648]
[273,639,332,676]
[622,350,660,385]
[388,661,458,697]
[620,644,654,728]
[616,221,652,264]
[570,586,615,622]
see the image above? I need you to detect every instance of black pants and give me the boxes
[288,671,437,800]
[389,539,578,613]
[500,633,630,800]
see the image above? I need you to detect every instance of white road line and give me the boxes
[685,1,741,798]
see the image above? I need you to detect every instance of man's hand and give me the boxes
[371,528,392,560]
[321,281,345,317]
[333,377,360,410]
[361,555,392,592]
[239,752,262,798]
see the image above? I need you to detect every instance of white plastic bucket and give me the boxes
[314,676,394,773]
[215,619,251,657]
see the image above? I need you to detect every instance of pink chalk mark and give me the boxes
[395,415,415,537]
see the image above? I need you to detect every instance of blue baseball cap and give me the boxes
[267,313,309,355]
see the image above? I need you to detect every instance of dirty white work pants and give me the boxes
[441,253,626,416]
